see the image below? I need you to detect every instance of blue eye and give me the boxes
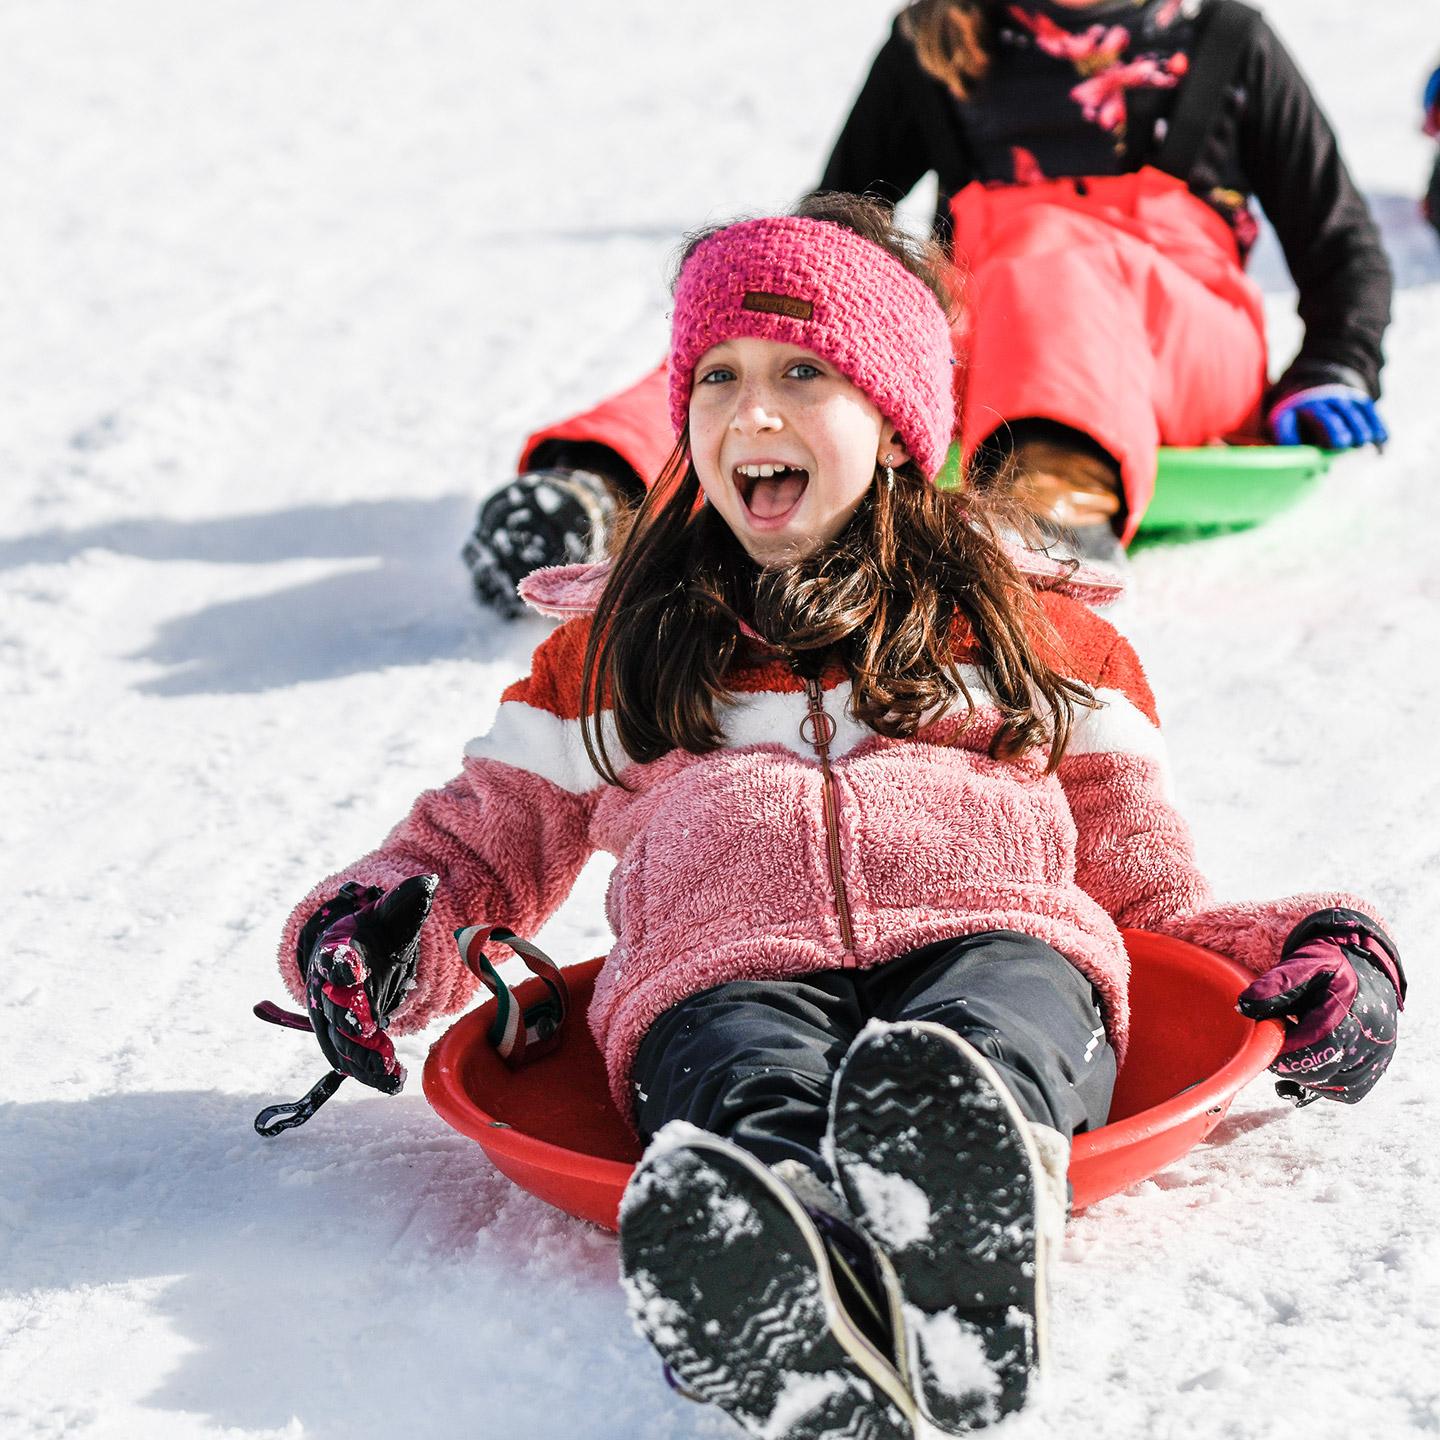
[787,362,821,380]
[697,367,735,385]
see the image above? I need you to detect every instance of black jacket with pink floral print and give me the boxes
[818,0,1390,397]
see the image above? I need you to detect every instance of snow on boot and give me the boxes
[619,1125,917,1440]
[461,467,616,618]
[826,1023,1049,1434]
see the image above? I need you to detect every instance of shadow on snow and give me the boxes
[0,1088,706,1440]
[0,496,544,695]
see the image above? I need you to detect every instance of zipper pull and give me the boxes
[801,677,837,757]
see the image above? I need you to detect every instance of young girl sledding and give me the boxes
[277,197,1405,1439]
[466,0,1394,612]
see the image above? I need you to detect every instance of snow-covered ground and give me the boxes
[3,2,1438,1436]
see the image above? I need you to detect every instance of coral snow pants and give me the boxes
[949,169,1268,540]
[519,168,1268,542]
[628,930,1117,1181]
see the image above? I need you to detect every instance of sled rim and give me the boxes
[425,933,1285,1226]
[1141,443,1332,532]
[1069,932,1283,1208]
[426,1005,633,1171]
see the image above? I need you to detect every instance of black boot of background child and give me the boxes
[828,1021,1068,1435]
[462,443,640,618]
[619,1127,916,1440]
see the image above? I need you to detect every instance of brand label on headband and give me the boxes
[742,291,813,321]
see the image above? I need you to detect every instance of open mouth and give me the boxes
[734,462,809,522]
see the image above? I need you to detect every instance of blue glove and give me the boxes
[1267,373,1388,451]
[1424,64,1440,135]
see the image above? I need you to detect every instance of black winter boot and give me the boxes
[828,1023,1055,1434]
[462,467,617,618]
[619,1127,916,1440]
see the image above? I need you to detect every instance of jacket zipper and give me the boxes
[801,675,856,962]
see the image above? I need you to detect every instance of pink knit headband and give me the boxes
[667,215,956,479]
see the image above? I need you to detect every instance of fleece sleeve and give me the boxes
[1055,609,1378,975]
[276,620,602,1033]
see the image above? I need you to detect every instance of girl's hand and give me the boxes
[298,874,438,1093]
[1237,909,1405,1105]
[1266,365,1388,451]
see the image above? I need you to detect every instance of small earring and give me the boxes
[883,455,895,492]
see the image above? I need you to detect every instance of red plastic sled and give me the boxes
[424,930,1283,1230]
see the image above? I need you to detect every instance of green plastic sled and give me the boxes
[1141,443,1332,534]
[936,441,1332,537]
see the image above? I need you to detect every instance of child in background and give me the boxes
[466,0,1392,612]
[1423,60,1440,236]
[282,197,1403,1438]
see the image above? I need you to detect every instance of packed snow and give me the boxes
[839,1163,934,1253]
[3,2,1439,1437]
[758,1372,861,1440]
[903,1304,998,1404]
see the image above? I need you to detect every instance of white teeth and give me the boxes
[737,463,799,478]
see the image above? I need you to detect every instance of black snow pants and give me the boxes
[630,930,1118,1178]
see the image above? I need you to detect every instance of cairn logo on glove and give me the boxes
[1237,908,1403,1106]
[1276,1044,1342,1074]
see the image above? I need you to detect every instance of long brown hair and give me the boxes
[580,194,1095,787]
[900,0,997,101]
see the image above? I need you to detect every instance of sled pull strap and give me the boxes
[254,999,312,1032]
[455,924,570,1068]
[251,1002,351,1137]
[254,1071,348,1136]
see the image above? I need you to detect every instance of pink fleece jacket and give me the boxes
[278,557,1372,1121]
